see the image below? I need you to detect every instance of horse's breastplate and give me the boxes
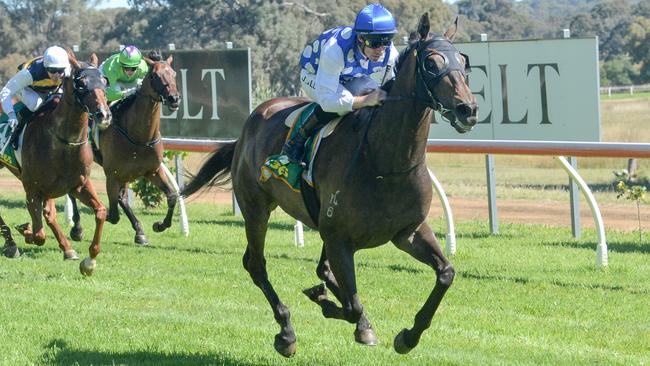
[299,26,392,83]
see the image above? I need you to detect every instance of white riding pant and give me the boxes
[16,87,62,112]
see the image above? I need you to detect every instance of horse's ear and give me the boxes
[88,53,99,68]
[67,48,80,69]
[444,16,459,41]
[166,54,173,65]
[417,13,430,40]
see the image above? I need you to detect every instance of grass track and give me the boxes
[1,196,648,365]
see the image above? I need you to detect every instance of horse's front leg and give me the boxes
[71,179,107,276]
[23,192,46,246]
[0,214,20,258]
[390,222,455,354]
[303,247,377,345]
[116,181,148,245]
[42,199,79,260]
[67,194,84,241]
[146,166,178,233]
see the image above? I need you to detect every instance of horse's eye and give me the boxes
[425,58,439,72]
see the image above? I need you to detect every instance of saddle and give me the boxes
[260,103,341,192]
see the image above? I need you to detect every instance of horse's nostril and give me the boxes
[455,103,472,118]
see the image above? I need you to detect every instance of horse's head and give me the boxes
[68,51,112,129]
[143,51,181,111]
[405,14,478,133]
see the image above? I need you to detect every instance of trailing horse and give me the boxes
[183,14,477,356]
[68,52,181,245]
[0,51,111,276]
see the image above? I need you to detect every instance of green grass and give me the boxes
[1,195,649,365]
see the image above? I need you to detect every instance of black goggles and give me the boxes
[360,34,394,49]
[45,67,66,75]
[122,65,138,72]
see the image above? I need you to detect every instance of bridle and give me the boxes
[116,61,179,148]
[57,65,107,147]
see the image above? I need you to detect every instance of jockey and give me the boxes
[281,3,399,164]
[0,45,70,150]
[100,45,148,103]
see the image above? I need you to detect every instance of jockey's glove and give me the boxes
[7,118,18,130]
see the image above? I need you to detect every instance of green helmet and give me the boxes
[118,45,142,67]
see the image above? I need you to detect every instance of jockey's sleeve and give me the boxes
[0,69,33,119]
[314,40,354,114]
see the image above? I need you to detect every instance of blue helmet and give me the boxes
[354,3,397,36]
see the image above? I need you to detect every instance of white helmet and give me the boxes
[43,46,70,68]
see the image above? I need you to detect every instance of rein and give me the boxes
[112,119,161,148]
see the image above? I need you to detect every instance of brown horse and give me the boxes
[183,14,477,356]
[0,51,111,276]
[68,52,180,245]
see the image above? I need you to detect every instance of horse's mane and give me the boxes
[110,93,137,118]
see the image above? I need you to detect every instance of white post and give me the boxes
[160,162,189,236]
[556,156,608,268]
[562,29,570,39]
[226,41,233,49]
[428,169,456,256]
[64,196,74,226]
[294,221,304,247]
[72,45,80,52]
[168,43,176,51]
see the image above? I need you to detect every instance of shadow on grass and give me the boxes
[42,339,273,366]
[459,271,648,294]
[543,240,650,254]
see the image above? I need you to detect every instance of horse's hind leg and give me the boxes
[241,200,296,358]
[67,194,84,241]
[116,183,148,245]
[42,199,79,260]
[0,215,20,258]
[390,222,455,354]
[303,247,377,345]
[71,180,107,276]
[146,168,178,233]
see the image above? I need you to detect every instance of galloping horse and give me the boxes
[0,51,111,276]
[183,14,477,356]
[68,52,180,245]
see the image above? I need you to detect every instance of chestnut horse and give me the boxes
[0,51,111,276]
[68,52,180,245]
[183,15,477,356]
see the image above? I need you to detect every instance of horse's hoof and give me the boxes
[64,250,80,261]
[393,328,414,354]
[354,327,378,346]
[302,283,327,302]
[14,222,30,234]
[2,244,20,258]
[152,221,167,233]
[70,227,83,242]
[134,234,149,246]
[273,334,296,358]
[79,257,96,276]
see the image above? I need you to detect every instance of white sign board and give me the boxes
[429,37,600,142]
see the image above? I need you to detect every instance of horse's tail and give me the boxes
[182,141,237,198]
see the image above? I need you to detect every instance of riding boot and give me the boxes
[10,109,32,150]
[281,113,324,164]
